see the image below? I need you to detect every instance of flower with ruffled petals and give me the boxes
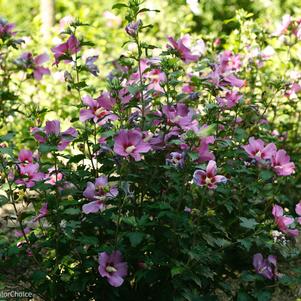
[193,160,227,190]
[32,120,77,151]
[162,103,197,131]
[82,176,118,214]
[51,35,80,65]
[217,91,242,109]
[15,163,44,188]
[272,204,298,237]
[16,52,50,80]
[98,250,128,287]
[113,129,151,161]
[80,93,117,125]
[242,137,276,161]
[196,136,215,162]
[0,18,16,39]
[253,253,277,280]
[167,35,202,64]
[271,150,295,176]
[32,203,48,222]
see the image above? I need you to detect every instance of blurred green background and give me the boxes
[0,0,301,140]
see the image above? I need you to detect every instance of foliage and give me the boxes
[0,1,301,300]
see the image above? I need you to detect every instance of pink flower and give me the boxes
[193,160,227,190]
[16,52,50,80]
[80,93,118,125]
[217,91,242,109]
[18,149,34,164]
[271,150,295,176]
[218,50,242,73]
[284,83,301,98]
[15,163,44,188]
[45,167,63,185]
[33,203,48,222]
[51,35,80,65]
[196,136,215,162]
[274,15,291,36]
[98,251,128,287]
[162,103,197,131]
[15,226,31,238]
[32,120,77,151]
[242,137,276,161]
[113,129,151,161]
[167,35,200,64]
[272,204,298,237]
[82,176,118,214]
[295,202,301,224]
[33,53,51,80]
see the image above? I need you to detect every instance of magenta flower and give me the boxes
[51,35,81,65]
[33,203,48,222]
[217,91,242,109]
[113,129,151,161]
[274,15,291,36]
[193,160,227,190]
[223,74,246,88]
[0,18,15,39]
[15,163,44,188]
[253,253,277,280]
[272,204,298,237]
[144,69,166,93]
[82,176,118,214]
[15,226,31,238]
[284,83,301,98]
[166,152,185,167]
[79,93,117,125]
[125,20,142,37]
[45,167,63,185]
[32,120,77,151]
[98,251,128,287]
[196,136,215,162]
[162,103,197,130]
[295,202,301,224]
[167,35,200,64]
[16,52,50,80]
[242,137,276,161]
[271,149,295,176]
[18,149,34,165]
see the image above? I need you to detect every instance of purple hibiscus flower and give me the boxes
[193,160,227,190]
[51,35,81,65]
[79,93,118,125]
[167,35,204,64]
[16,52,50,80]
[253,253,278,280]
[32,120,77,151]
[98,251,128,287]
[32,203,48,222]
[15,163,44,188]
[82,176,118,214]
[113,129,151,161]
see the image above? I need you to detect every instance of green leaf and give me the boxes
[239,217,258,229]
[128,232,144,247]
[171,266,185,277]
[259,170,274,181]
[112,3,128,9]
[64,208,81,215]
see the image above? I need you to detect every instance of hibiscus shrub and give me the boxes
[1,2,301,300]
